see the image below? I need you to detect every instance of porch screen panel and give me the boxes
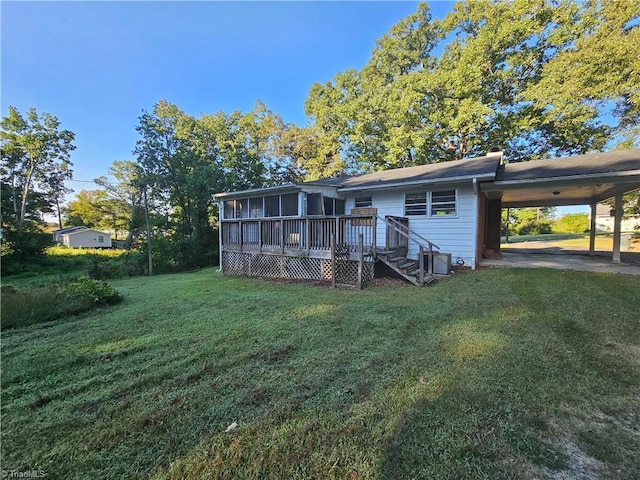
[307,193,324,215]
[223,200,235,219]
[335,199,345,215]
[264,195,280,217]
[324,197,334,215]
[281,193,298,216]
[249,197,264,218]
[235,199,248,218]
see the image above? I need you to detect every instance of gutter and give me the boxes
[481,170,640,192]
[337,172,497,192]
[213,183,301,200]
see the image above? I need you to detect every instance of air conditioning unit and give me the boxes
[423,252,451,275]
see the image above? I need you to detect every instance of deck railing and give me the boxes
[221,215,376,254]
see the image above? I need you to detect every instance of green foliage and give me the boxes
[1,228,53,275]
[2,246,142,285]
[517,221,553,235]
[503,207,557,236]
[1,277,122,330]
[553,213,590,234]
[304,0,637,172]
[1,269,639,478]
[1,106,75,228]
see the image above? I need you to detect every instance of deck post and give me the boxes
[427,245,433,275]
[306,218,311,254]
[357,233,364,290]
[613,193,623,263]
[330,234,336,288]
[280,219,285,254]
[589,203,597,256]
[419,246,425,286]
[372,216,377,257]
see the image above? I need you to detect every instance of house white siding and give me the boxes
[346,183,479,268]
[63,230,112,248]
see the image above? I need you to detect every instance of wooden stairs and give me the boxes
[376,248,438,286]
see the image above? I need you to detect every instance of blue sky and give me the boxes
[2,1,456,193]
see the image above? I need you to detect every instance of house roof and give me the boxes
[483,149,640,207]
[53,226,88,235]
[212,149,639,207]
[213,154,502,199]
[309,154,501,191]
[496,149,640,183]
[64,228,109,237]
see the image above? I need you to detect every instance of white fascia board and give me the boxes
[337,173,496,193]
[482,170,640,192]
[213,184,301,200]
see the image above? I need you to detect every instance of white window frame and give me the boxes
[354,196,373,208]
[430,189,457,217]
[404,189,458,218]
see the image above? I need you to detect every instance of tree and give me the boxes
[1,106,75,229]
[554,213,590,233]
[134,100,224,270]
[95,160,145,244]
[509,207,557,235]
[65,190,111,228]
[304,0,636,172]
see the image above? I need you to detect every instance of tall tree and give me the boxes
[304,0,636,172]
[134,100,224,269]
[0,106,75,228]
[95,160,145,244]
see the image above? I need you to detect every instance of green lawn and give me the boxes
[2,268,639,479]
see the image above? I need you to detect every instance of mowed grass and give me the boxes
[504,233,640,252]
[1,268,639,479]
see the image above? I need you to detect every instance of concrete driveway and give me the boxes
[480,246,640,275]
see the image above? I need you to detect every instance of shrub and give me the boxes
[554,213,590,233]
[62,277,123,306]
[87,256,124,280]
[1,278,123,330]
[517,221,553,235]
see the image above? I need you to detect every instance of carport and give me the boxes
[478,149,640,264]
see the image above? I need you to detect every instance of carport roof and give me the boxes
[482,149,640,207]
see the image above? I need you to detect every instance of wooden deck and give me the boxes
[220,214,444,287]
[221,215,377,259]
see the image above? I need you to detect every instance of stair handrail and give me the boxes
[379,215,440,252]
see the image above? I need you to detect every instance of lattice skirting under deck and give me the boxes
[222,251,374,286]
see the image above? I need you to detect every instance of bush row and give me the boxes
[1,277,123,330]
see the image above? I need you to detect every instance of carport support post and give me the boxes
[612,193,623,263]
[589,203,597,256]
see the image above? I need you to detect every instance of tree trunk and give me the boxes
[19,161,36,228]
[55,197,63,230]
[143,185,153,276]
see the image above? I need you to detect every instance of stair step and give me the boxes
[397,261,416,269]
[424,275,438,284]
[388,256,405,262]
[377,249,398,255]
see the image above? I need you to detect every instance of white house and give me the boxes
[54,226,112,249]
[214,149,640,286]
[595,203,640,232]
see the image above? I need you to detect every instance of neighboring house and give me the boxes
[594,203,640,232]
[53,226,112,248]
[214,149,640,286]
[52,226,88,243]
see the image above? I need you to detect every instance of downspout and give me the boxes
[472,178,479,270]
[218,200,224,272]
